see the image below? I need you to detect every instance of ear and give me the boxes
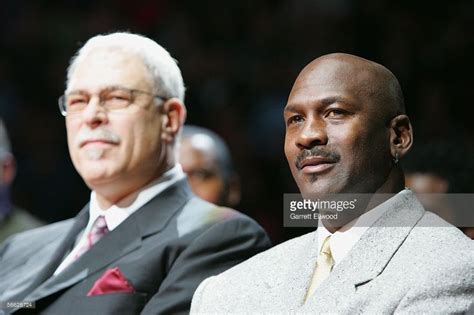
[389,114,413,160]
[160,98,187,143]
[1,153,16,185]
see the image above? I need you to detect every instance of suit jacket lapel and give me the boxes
[263,231,320,310]
[343,190,425,287]
[75,178,192,277]
[25,179,192,303]
[11,206,89,303]
[304,191,425,312]
[292,232,320,309]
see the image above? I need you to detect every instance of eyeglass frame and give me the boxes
[58,86,168,117]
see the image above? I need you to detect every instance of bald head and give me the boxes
[294,53,405,122]
[284,52,413,198]
[179,125,240,207]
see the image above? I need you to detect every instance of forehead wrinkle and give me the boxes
[67,84,131,95]
[288,75,363,114]
[298,56,402,121]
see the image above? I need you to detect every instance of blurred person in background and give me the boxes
[0,118,42,243]
[404,141,474,239]
[0,32,270,314]
[179,125,240,207]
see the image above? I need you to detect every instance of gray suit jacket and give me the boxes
[0,179,271,314]
[191,191,474,314]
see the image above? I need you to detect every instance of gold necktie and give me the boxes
[305,236,335,302]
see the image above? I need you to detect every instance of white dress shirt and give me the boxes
[54,165,185,275]
[317,189,409,266]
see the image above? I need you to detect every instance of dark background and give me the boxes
[1,0,473,243]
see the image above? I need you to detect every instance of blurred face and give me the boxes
[405,173,449,194]
[405,172,453,222]
[66,49,165,199]
[284,60,392,197]
[179,136,226,204]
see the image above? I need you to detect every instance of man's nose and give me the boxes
[81,96,108,127]
[296,117,328,149]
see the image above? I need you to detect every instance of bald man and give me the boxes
[191,54,474,313]
[179,125,240,207]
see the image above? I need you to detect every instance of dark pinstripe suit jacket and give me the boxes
[0,179,271,314]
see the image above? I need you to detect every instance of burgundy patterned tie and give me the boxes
[74,215,109,260]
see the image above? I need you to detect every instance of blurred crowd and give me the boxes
[0,0,472,243]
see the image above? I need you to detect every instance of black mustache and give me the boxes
[295,147,341,170]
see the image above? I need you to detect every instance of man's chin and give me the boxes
[80,146,113,160]
[79,168,116,188]
[299,180,342,199]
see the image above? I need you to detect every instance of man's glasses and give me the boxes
[58,87,168,116]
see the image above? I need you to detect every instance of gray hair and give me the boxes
[66,32,185,101]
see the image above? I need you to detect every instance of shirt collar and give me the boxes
[317,189,410,266]
[88,164,185,231]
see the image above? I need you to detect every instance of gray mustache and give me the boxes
[295,147,341,169]
[74,128,121,147]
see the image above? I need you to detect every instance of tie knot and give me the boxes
[73,215,109,261]
[94,216,108,230]
[320,236,332,256]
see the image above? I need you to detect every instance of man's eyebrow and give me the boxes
[284,96,354,113]
[66,89,88,95]
[284,104,299,113]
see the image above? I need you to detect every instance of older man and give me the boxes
[191,53,474,313]
[179,125,240,207]
[0,32,270,314]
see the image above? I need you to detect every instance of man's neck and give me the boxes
[93,164,177,210]
[96,189,141,210]
[321,168,406,233]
